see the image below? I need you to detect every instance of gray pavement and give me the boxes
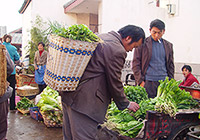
[7,111,63,140]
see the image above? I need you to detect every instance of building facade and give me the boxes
[19,0,200,82]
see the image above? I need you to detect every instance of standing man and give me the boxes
[60,25,145,140]
[132,19,174,98]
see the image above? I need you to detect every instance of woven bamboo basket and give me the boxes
[0,45,7,97]
[16,74,37,87]
[40,110,63,128]
[44,34,98,91]
[17,85,39,97]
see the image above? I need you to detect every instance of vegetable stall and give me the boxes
[102,77,200,140]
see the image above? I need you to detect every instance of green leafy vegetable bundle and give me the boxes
[49,22,101,43]
[16,97,35,110]
[134,77,199,119]
[124,86,148,104]
[37,86,63,127]
[37,86,62,112]
[104,102,143,138]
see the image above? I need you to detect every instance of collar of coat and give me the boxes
[145,36,171,61]
[108,31,124,47]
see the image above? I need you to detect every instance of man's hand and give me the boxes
[140,81,145,87]
[35,66,38,70]
[127,101,140,112]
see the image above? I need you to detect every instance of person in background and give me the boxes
[179,65,199,88]
[132,19,174,98]
[34,42,48,94]
[60,25,145,140]
[0,50,15,140]
[2,34,20,110]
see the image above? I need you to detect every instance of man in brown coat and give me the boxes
[60,25,145,140]
[132,19,174,98]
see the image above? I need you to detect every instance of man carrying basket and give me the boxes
[60,25,145,140]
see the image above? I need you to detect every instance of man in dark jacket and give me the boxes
[0,49,14,140]
[132,19,174,98]
[60,25,145,140]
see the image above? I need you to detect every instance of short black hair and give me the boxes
[182,65,192,72]
[118,25,145,44]
[38,41,45,47]
[150,19,165,30]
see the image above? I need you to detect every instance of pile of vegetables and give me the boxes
[103,86,148,138]
[49,21,101,43]
[104,102,143,138]
[103,78,199,138]
[16,97,35,110]
[37,86,63,126]
[134,77,199,119]
[37,86,61,111]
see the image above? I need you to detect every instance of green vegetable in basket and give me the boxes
[40,104,57,112]
[49,22,101,43]
[16,97,35,110]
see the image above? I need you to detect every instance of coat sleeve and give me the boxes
[103,46,129,110]
[167,43,174,79]
[132,46,144,85]
[13,46,20,61]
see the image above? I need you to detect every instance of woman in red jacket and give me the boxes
[179,65,199,87]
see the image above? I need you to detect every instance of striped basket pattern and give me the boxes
[0,45,7,97]
[44,34,98,91]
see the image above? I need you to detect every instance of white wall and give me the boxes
[164,0,200,64]
[101,0,166,60]
[21,2,33,57]
[32,0,77,26]
[100,0,200,65]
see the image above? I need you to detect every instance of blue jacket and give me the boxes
[3,42,20,75]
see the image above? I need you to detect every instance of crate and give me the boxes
[40,110,63,128]
[17,108,30,114]
[17,85,39,96]
[29,107,43,121]
[0,45,7,97]
[16,74,37,87]
[187,131,200,140]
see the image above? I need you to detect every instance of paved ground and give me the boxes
[7,110,63,140]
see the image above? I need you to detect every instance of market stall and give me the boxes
[102,77,200,140]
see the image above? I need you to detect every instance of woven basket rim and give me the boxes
[50,34,101,45]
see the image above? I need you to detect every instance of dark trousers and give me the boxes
[0,100,8,140]
[62,102,99,140]
[144,80,160,98]
[7,74,16,110]
[38,84,47,94]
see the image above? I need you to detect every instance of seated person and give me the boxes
[179,65,199,88]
